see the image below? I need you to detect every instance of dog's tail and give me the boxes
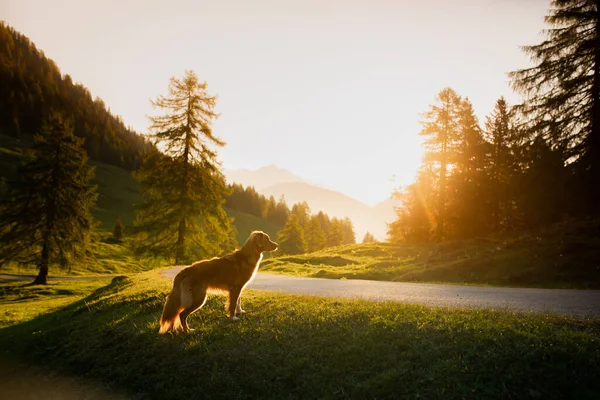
[159,282,183,334]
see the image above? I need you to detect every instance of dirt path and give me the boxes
[161,267,600,318]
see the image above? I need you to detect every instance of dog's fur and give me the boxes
[158,231,278,334]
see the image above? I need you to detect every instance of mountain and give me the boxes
[224,164,305,190]
[0,22,152,170]
[225,166,400,241]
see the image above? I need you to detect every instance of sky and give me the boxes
[2,0,549,205]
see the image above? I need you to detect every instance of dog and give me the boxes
[158,231,278,334]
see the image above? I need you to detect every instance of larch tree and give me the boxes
[419,87,462,239]
[509,0,600,211]
[133,70,235,264]
[0,114,97,284]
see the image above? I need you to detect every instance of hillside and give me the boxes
[261,218,600,289]
[226,166,401,241]
[0,134,277,248]
[0,22,152,170]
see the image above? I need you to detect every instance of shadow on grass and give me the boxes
[1,274,599,400]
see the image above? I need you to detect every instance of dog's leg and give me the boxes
[235,294,246,316]
[227,286,242,321]
[180,290,207,333]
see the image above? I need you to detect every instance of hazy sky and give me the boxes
[3,0,549,205]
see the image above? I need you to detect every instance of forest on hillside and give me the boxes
[0,22,152,170]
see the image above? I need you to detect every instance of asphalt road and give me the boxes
[3,270,599,318]
[162,267,600,318]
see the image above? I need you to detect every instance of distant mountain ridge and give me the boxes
[224,165,400,241]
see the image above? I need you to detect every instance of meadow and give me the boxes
[1,271,599,399]
[262,218,600,289]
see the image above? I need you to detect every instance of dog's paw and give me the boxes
[237,309,246,314]
[231,316,240,321]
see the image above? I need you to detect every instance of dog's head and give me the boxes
[248,231,278,253]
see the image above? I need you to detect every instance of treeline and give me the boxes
[224,183,289,226]
[225,183,356,254]
[0,22,152,170]
[277,201,355,254]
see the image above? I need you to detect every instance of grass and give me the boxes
[0,270,599,399]
[0,233,165,276]
[262,218,600,289]
[0,278,111,328]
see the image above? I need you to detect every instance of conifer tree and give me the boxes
[362,231,376,243]
[419,88,462,239]
[133,70,233,263]
[0,114,97,284]
[341,217,356,245]
[327,218,345,247]
[484,97,519,231]
[305,215,326,252]
[277,215,307,255]
[509,0,600,210]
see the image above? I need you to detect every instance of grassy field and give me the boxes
[262,218,600,289]
[0,271,599,399]
[0,278,111,328]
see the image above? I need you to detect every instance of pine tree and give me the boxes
[509,0,600,210]
[362,231,376,243]
[112,218,124,242]
[419,88,462,239]
[133,70,233,264]
[0,114,97,284]
[277,215,307,255]
[305,215,326,252]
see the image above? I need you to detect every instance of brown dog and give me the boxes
[158,231,278,334]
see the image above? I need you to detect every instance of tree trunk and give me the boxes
[591,6,600,210]
[32,243,49,285]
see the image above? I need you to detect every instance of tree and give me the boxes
[362,231,376,243]
[291,201,311,228]
[509,0,600,211]
[133,70,233,263]
[277,215,307,255]
[112,218,124,242]
[327,218,345,247]
[0,114,97,284]
[419,88,462,239]
[341,217,356,245]
[388,167,436,243]
[305,215,326,252]
[484,97,519,231]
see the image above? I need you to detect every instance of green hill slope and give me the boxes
[262,219,600,289]
[0,134,280,249]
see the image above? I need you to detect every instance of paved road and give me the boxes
[162,267,600,318]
